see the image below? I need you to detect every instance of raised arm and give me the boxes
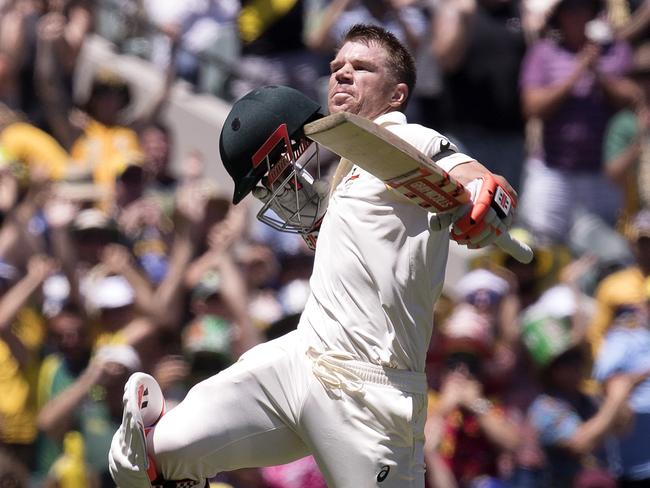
[522,43,600,121]
[38,358,123,440]
[148,185,204,329]
[431,0,477,74]
[34,13,79,149]
[43,198,83,308]
[208,205,261,356]
[101,244,156,317]
[0,255,57,368]
[305,0,354,54]
[559,372,647,455]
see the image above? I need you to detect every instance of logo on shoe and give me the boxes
[137,384,149,409]
[377,465,390,483]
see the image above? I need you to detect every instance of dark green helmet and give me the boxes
[219,85,322,204]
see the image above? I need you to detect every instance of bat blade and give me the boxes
[304,112,468,212]
[303,112,533,264]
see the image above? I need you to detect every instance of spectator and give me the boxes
[425,304,520,488]
[306,0,435,123]
[35,61,143,209]
[35,303,92,478]
[609,0,650,45]
[524,310,646,487]
[138,121,178,213]
[0,254,57,469]
[432,0,528,190]
[230,0,323,101]
[37,343,141,487]
[518,0,636,243]
[603,41,650,234]
[307,0,428,55]
[588,209,650,355]
[0,102,69,182]
[593,307,650,486]
[3,0,92,130]
[142,0,240,89]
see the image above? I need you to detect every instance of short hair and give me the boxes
[341,24,416,109]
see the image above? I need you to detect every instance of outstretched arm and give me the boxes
[431,0,477,73]
[0,255,57,368]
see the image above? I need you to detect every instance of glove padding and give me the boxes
[449,174,516,249]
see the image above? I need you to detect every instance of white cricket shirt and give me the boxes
[297,111,473,372]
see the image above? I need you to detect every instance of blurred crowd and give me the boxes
[0,0,650,487]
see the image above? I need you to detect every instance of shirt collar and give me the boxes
[373,111,406,127]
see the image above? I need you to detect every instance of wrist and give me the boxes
[467,397,493,416]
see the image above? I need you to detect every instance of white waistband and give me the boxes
[306,347,427,395]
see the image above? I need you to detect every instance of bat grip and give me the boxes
[494,232,534,264]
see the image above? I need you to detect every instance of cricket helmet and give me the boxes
[219,85,322,204]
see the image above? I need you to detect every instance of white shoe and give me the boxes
[109,372,165,488]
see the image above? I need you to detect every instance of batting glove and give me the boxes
[450,173,516,249]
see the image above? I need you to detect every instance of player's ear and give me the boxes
[389,83,408,109]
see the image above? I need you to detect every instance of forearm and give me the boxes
[50,229,82,306]
[605,140,641,185]
[121,263,156,316]
[35,39,76,149]
[0,12,26,70]
[564,396,622,455]
[0,274,42,332]
[184,251,220,289]
[61,8,91,71]
[476,410,520,452]
[616,1,650,43]
[37,369,96,439]
[426,451,458,488]
[219,254,261,357]
[305,0,352,52]
[522,76,581,120]
[432,8,475,73]
[597,75,638,110]
[0,219,20,262]
[447,159,489,185]
[395,11,421,52]
[152,226,195,327]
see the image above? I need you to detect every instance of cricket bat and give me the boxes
[303,112,533,264]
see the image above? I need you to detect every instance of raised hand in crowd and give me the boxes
[118,197,167,238]
[0,254,58,368]
[43,195,79,230]
[101,243,157,317]
[0,169,19,214]
[432,0,478,73]
[152,354,190,399]
[38,349,134,441]
[563,370,650,456]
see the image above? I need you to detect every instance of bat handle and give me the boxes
[494,232,534,264]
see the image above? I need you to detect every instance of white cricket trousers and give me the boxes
[150,330,428,487]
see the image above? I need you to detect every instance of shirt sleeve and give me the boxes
[593,332,628,382]
[520,41,549,89]
[529,396,582,446]
[422,133,474,173]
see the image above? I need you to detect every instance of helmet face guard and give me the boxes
[250,123,327,235]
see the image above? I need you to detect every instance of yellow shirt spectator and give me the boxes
[70,120,142,204]
[588,266,646,356]
[0,122,69,180]
[0,307,45,444]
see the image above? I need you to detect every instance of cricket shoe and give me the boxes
[109,372,207,488]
